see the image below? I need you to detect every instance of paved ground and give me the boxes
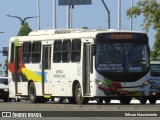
[0,100,160,119]
[0,100,160,111]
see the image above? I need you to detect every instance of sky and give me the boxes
[0,0,156,75]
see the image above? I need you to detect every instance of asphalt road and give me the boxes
[0,100,160,120]
[0,100,160,111]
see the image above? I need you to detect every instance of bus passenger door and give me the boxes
[83,43,91,96]
[42,45,52,96]
[14,46,22,96]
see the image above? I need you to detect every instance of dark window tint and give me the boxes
[32,42,41,63]
[53,40,62,63]
[10,43,14,63]
[62,40,71,62]
[71,39,81,62]
[23,42,31,63]
[43,46,51,69]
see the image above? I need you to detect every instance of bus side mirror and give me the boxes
[91,44,96,55]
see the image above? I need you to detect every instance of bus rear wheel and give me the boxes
[75,83,88,104]
[29,82,39,103]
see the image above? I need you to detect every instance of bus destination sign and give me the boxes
[95,33,148,44]
[111,34,132,40]
[111,34,132,39]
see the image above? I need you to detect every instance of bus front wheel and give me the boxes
[29,82,38,103]
[149,98,156,104]
[75,83,88,104]
[139,97,147,104]
[120,97,131,104]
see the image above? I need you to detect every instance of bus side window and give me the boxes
[23,42,31,63]
[53,40,62,63]
[32,42,41,63]
[10,42,14,63]
[62,40,71,63]
[71,39,81,62]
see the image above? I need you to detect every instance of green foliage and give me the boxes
[17,22,32,36]
[127,0,160,60]
[82,27,88,29]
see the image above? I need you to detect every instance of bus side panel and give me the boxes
[20,64,43,96]
[51,63,81,96]
[51,63,67,96]
[66,63,82,96]
[34,82,43,96]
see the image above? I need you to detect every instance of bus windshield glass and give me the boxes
[96,43,149,73]
[95,41,149,82]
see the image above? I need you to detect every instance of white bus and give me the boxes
[8,29,153,104]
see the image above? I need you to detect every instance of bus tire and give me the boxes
[120,97,131,104]
[149,98,156,104]
[29,82,38,103]
[75,83,88,104]
[139,97,147,104]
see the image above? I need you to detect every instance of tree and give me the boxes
[17,22,32,36]
[82,27,88,29]
[127,0,160,60]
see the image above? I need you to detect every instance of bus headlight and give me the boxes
[4,88,9,92]
[141,81,150,88]
[152,92,157,96]
[144,81,149,85]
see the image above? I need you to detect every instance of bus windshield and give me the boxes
[96,43,149,82]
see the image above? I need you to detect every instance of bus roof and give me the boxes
[9,29,147,42]
[28,29,146,36]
